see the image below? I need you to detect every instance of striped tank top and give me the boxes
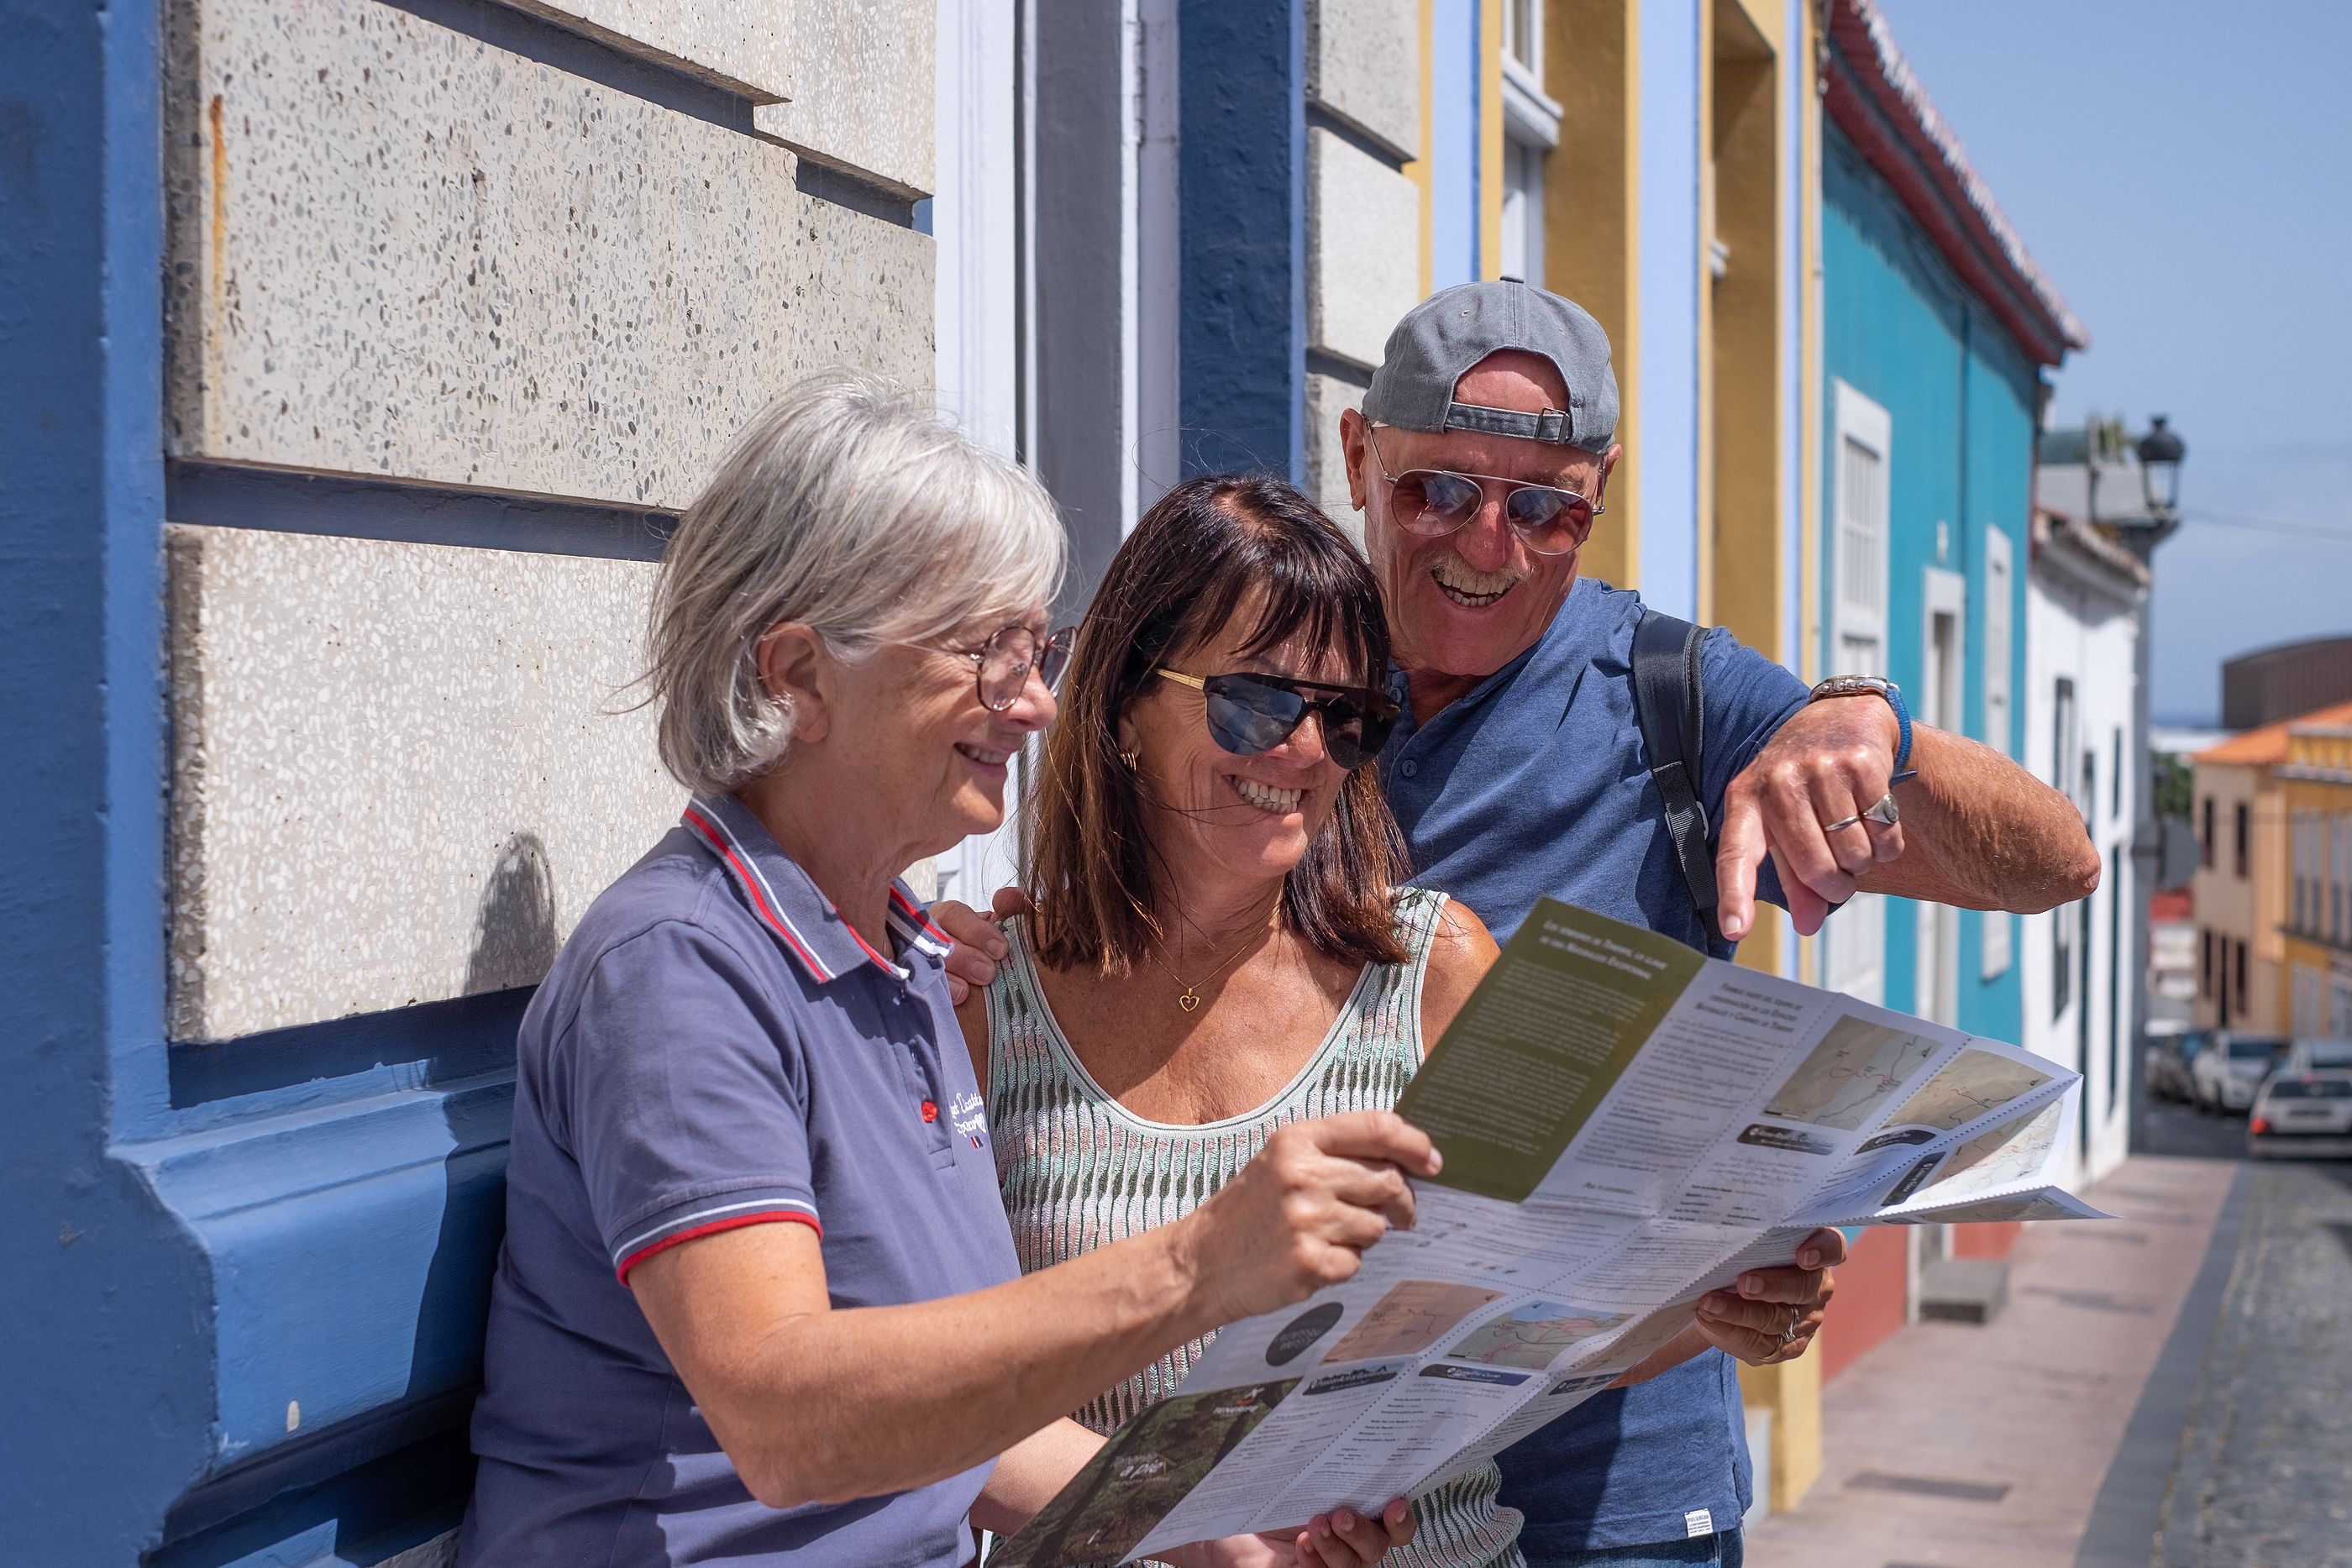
[985,888,1525,1568]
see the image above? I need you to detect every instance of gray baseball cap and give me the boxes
[1362,280,1620,454]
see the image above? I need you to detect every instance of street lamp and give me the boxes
[2115,412,2187,1162]
[2138,415,2185,516]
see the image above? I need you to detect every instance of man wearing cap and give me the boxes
[1337,280,2097,1565]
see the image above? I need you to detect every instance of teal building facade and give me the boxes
[1814,1,2085,1037]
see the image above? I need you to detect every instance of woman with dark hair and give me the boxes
[953,476,1522,1568]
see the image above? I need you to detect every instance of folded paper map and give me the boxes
[990,899,2103,1567]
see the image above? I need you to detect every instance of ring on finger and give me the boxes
[1820,812,1866,833]
[1862,791,1900,826]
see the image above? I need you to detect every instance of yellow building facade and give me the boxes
[2281,713,2352,1038]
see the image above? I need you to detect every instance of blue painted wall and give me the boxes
[1179,0,1308,480]
[1820,123,2038,1042]
[1427,0,1480,291]
[5,3,554,1559]
[5,0,224,1556]
[1635,0,1701,618]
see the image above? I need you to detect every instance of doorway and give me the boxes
[1915,567,1966,1024]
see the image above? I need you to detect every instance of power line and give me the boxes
[2179,508,2352,547]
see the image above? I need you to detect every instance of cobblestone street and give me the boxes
[1750,1099,2352,1568]
[2145,1154,2352,1566]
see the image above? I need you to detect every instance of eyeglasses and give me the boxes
[1366,426,1603,558]
[1153,669,1401,771]
[928,622,1078,712]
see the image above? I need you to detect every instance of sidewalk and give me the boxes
[1746,1156,2237,1568]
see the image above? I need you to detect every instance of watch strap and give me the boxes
[1810,676,1913,777]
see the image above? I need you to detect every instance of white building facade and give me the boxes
[2020,506,2147,1188]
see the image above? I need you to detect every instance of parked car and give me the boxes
[2192,1031,2288,1114]
[2147,1028,2208,1104]
[2249,1070,2352,1158]
[2281,1037,2352,1073]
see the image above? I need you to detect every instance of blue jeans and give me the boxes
[1523,1529,1743,1568]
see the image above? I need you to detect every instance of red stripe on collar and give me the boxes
[680,807,837,983]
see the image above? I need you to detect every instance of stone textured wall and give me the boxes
[162,0,936,1039]
[165,0,930,511]
[1303,0,1421,532]
[500,0,795,101]
[165,527,673,1041]
[1308,0,1420,160]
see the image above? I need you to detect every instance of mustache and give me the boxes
[1430,556,1526,594]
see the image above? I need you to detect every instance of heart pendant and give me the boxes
[1178,990,1200,1012]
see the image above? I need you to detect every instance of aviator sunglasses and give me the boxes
[1366,426,1603,558]
[1153,669,1401,771]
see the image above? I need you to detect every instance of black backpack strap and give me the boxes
[1631,609,1721,947]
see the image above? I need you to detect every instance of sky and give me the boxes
[1877,0,2352,725]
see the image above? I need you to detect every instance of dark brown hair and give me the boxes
[1026,475,1411,974]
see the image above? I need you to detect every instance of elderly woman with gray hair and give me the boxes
[458,375,1433,1568]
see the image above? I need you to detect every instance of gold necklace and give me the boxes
[1171,920,1272,1013]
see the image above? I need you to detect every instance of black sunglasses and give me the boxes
[1153,669,1400,771]
[1367,427,1601,558]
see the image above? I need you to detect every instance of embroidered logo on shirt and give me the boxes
[920,1099,938,1123]
[950,1090,987,1149]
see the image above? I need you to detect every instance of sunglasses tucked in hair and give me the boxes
[1026,475,1412,977]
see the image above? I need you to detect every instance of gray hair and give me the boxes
[648,372,1066,794]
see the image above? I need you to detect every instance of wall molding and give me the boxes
[169,988,533,1112]
[375,0,923,225]
[124,1074,517,1483]
[165,459,675,562]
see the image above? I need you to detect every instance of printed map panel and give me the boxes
[1446,1303,1629,1371]
[1764,1015,1940,1130]
[1885,1048,2053,1133]
[1322,1281,1505,1363]
[1927,1098,2065,1198]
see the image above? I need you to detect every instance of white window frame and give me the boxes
[1826,382,1893,1005]
[1982,526,2013,757]
[1498,21,1559,288]
[1831,382,1893,679]
[1919,567,1966,1013]
[1503,0,1541,76]
[2323,818,2342,949]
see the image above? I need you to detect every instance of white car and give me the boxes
[2192,1031,2286,1114]
[2249,1071,2352,1158]
[2281,1037,2352,1073]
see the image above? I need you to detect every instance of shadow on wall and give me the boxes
[155,837,563,1565]
[361,834,559,1563]
[464,832,561,995]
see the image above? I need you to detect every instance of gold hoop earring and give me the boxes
[1120,747,1141,769]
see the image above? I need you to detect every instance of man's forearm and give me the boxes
[1857,725,2100,913]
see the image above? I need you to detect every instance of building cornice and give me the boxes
[2032,506,2150,600]
[1823,0,2087,368]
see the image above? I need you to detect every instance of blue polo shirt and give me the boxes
[461,793,1018,1567]
[1382,577,1811,1555]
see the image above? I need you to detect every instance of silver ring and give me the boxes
[1822,793,1901,835]
[1779,1314,1801,1347]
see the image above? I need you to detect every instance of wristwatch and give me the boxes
[1809,674,1914,780]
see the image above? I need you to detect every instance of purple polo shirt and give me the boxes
[460,793,1018,1567]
